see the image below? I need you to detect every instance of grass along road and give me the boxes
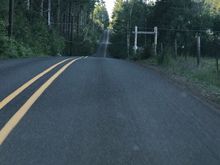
[138,56,220,107]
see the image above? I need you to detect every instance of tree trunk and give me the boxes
[40,0,44,16]
[68,2,72,55]
[8,0,14,38]
[48,0,51,27]
[57,0,61,30]
[68,2,72,41]
[174,38,177,59]
[27,0,30,10]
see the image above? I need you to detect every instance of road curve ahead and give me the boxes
[0,36,220,165]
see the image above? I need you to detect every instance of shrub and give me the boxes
[142,45,153,59]
[48,30,65,56]
[157,48,173,65]
[109,42,127,59]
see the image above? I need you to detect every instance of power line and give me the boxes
[132,26,220,33]
[158,28,220,33]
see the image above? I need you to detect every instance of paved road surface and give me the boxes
[95,30,110,58]
[0,31,220,165]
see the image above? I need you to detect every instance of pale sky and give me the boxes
[104,0,116,18]
[104,0,156,18]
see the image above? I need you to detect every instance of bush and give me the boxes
[69,26,101,56]
[0,12,65,59]
[157,48,173,65]
[48,30,65,56]
[109,42,127,59]
[142,45,153,59]
[72,39,96,56]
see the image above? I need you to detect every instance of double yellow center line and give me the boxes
[0,58,70,110]
[0,56,86,145]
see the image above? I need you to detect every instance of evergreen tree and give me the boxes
[0,0,108,58]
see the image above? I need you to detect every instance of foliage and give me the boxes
[93,0,109,29]
[0,19,31,58]
[0,0,108,58]
[147,0,220,59]
[110,0,220,60]
[110,0,151,59]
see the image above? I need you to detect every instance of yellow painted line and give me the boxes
[0,57,82,145]
[0,58,72,110]
[81,56,88,59]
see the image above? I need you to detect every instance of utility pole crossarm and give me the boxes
[136,31,155,35]
[133,26,158,56]
[132,31,155,35]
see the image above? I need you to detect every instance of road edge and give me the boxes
[132,60,220,113]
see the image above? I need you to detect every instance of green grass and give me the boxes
[141,56,220,102]
[167,57,220,87]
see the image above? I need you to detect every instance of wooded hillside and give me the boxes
[0,0,109,58]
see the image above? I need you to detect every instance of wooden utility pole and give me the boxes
[8,0,14,38]
[154,27,158,56]
[197,35,201,67]
[134,26,138,54]
[133,26,158,55]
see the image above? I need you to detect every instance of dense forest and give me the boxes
[110,0,220,62]
[0,0,109,58]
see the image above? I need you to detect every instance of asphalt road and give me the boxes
[0,31,220,165]
[95,30,110,57]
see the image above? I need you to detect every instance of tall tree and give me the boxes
[8,0,14,38]
[48,0,51,27]
[93,1,109,29]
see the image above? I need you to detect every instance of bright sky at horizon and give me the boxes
[104,0,116,18]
